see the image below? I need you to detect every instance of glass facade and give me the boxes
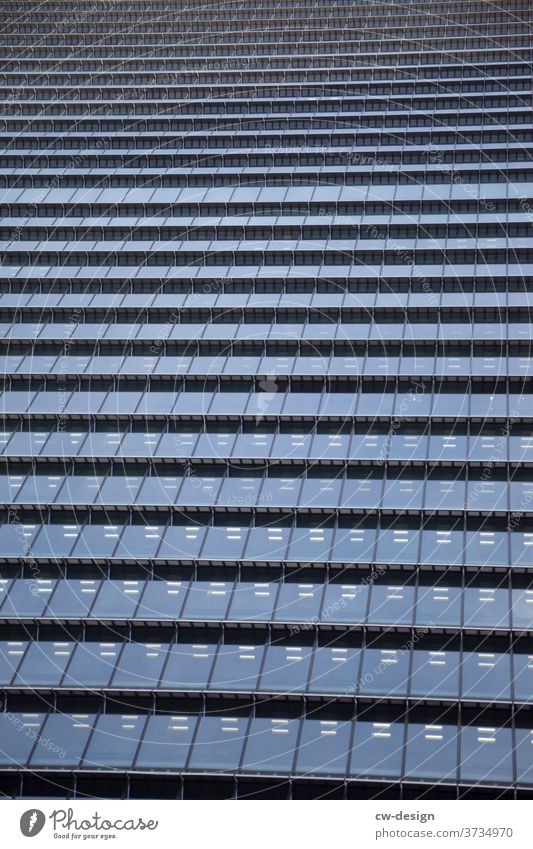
[0,0,531,800]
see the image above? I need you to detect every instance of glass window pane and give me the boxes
[259,644,312,692]
[14,640,74,686]
[209,642,264,691]
[227,581,277,622]
[135,580,187,620]
[136,714,197,770]
[182,580,232,620]
[405,722,458,781]
[350,719,403,779]
[242,717,299,773]
[308,646,361,695]
[274,581,323,622]
[83,714,146,768]
[0,712,46,767]
[30,714,93,767]
[295,719,351,776]
[460,725,513,784]
[112,642,167,688]
[92,580,142,618]
[189,715,247,770]
[160,642,216,690]
[62,641,119,687]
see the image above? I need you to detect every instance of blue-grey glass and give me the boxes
[137,476,182,506]
[72,524,121,558]
[161,643,217,690]
[0,473,26,502]
[173,392,213,416]
[467,480,508,511]
[511,589,533,629]
[210,393,249,416]
[465,525,509,566]
[349,720,403,779]
[510,481,533,512]
[382,478,424,510]
[209,643,264,691]
[428,433,468,461]
[158,525,207,559]
[359,646,409,696]
[388,432,428,460]
[357,392,394,416]
[0,578,55,617]
[330,526,376,563]
[195,432,237,458]
[367,581,415,625]
[462,651,511,701]
[341,477,382,508]
[319,393,358,416]
[463,586,510,628]
[425,479,466,510]
[274,582,323,622]
[459,726,513,784]
[217,476,262,508]
[295,718,351,776]
[259,644,312,692]
[83,714,146,768]
[0,712,46,767]
[98,475,144,506]
[416,582,462,627]
[55,475,105,506]
[510,436,533,462]
[271,432,312,460]
[321,581,369,624]
[62,642,119,687]
[260,476,302,508]
[30,524,80,557]
[515,728,533,785]
[420,528,464,566]
[135,580,187,620]
[114,525,164,559]
[226,580,276,620]
[244,526,291,561]
[282,393,321,415]
[135,714,197,770]
[202,526,247,560]
[375,528,419,565]
[121,432,162,457]
[511,532,533,568]
[468,432,504,461]
[92,580,142,618]
[300,477,342,508]
[242,717,299,773]
[308,646,361,694]
[0,522,41,557]
[6,431,50,457]
[179,475,222,506]
[512,653,533,702]
[41,431,87,457]
[0,640,27,684]
[14,641,75,686]
[404,722,458,781]
[286,527,333,562]
[231,432,273,458]
[181,580,232,620]
[112,643,167,688]
[29,713,96,769]
[410,649,460,699]
[46,579,99,618]
[77,431,122,457]
[189,715,248,771]
[310,433,352,460]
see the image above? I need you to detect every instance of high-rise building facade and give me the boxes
[0,0,532,801]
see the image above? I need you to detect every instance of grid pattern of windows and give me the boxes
[0,0,532,800]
